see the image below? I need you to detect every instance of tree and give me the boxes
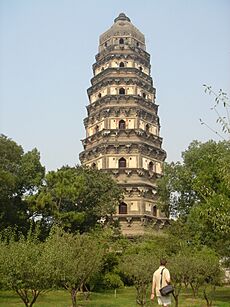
[188,248,222,307]
[169,247,222,307]
[88,230,131,293]
[184,141,230,256]
[94,250,123,291]
[0,135,45,234]
[103,272,124,297]
[0,230,55,307]
[169,254,189,307]
[157,162,197,218]
[44,228,103,307]
[157,140,230,257]
[187,194,230,255]
[120,251,158,306]
[27,165,123,233]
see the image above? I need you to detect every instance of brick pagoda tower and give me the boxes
[79,13,167,235]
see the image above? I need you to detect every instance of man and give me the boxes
[151,259,171,306]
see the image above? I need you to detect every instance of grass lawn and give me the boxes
[0,286,229,306]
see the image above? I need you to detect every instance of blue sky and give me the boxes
[1,0,229,171]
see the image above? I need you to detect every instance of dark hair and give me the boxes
[160,259,167,266]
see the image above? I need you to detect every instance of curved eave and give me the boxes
[86,95,158,114]
[95,45,150,62]
[87,77,155,96]
[90,67,153,86]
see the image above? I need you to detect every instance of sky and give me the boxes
[1,0,230,171]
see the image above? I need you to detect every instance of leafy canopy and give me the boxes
[28,165,123,233]
[157,140,230,257]
[0,134,45,233]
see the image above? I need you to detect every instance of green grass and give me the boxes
[0,286,229,306]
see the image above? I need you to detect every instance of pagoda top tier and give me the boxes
[114,12,131,23]
[98,13,146,52]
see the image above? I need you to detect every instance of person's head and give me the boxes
[160,259,167,266]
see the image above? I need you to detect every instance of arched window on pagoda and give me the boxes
[145,124,150,132]
[91,162,96,169]
[119,38,124,44]
[119,202,127,214]
[95,125,99,134]
[119,119,126,130]
[142,92,146,99]
[152,205,157,217]
[98,93,102,98]
[119,62,125,67]
[119,87,125,95]
[119,157,126,168]
[148,161,154,172]
[139,66,143,71]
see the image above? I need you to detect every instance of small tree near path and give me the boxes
[169,247,222,307]
[189,248,222,307]
[120,252,158,306]
[45,228,103,307]
[0,233,55,307]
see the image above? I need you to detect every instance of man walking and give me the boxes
[151,259,171,306]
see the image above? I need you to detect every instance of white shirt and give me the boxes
[152,265,170,296]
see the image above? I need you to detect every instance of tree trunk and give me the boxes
[29,290,40,307]
[190,283,199,298]
[82,283,90,300]
[16,289,29,307]
[136,284,147,306]
[71,288,77,307]
[190,284,196,297]
[203,289,212,307]
[173,293,179,307]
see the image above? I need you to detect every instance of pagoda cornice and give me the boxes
[81,128,164,147]
[113,215,170,231]
[86,95,158,115]
[79,139,166,161]
[84,106,159,126]
[93,53,150,70]
[95,45,150,62]
[102,168,162,182]
[80,141,163,154]
[79,150,166,165]
[87,77,155,96]
[91,67,153,86]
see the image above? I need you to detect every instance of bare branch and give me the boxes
[202,85,230,140]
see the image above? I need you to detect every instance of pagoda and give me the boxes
[79,13,167,235]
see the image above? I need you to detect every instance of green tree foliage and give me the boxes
[28,166,123,233]
[0,231,55,307]
[0,135,45,233]
[187,194,230,256]
[157,140,230,256]
[103,272,124,293]
[170,247,222,307]
[88,231,131,292]
[120,251,158,306]
[99,251,123,290]
[44,228,103,307]
[157,161,198,218]
[169,254,189,307]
